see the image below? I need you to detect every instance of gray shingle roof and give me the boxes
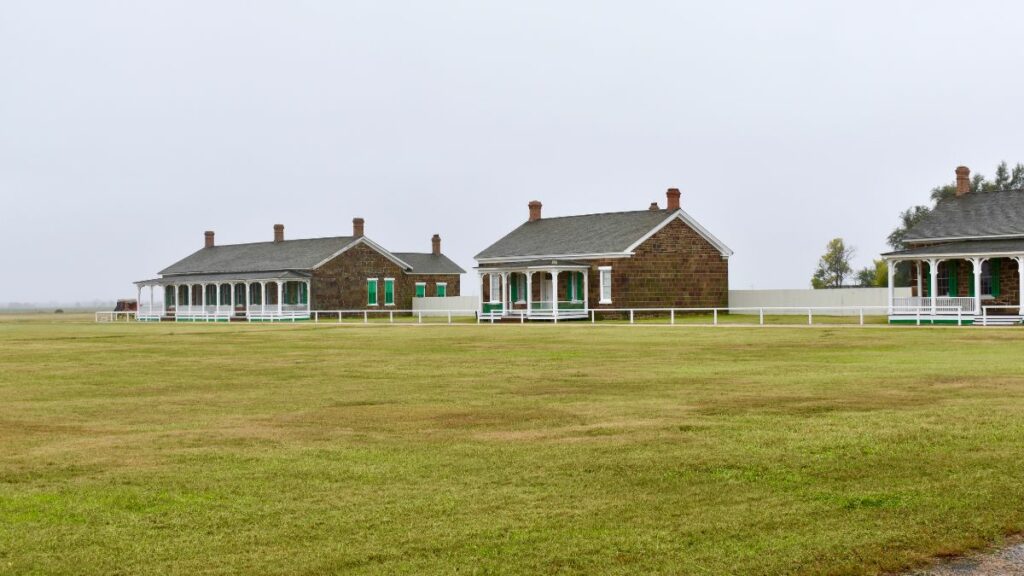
[883,238,1024,257]
[392,253,466,274]
[160,236,357,275]
[475,209,678,260]
[905,189,1024,242]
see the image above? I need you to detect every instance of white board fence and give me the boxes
[412,296,480,317]
[729,287,911,315]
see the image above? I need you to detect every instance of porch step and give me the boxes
[978,315,1023,326]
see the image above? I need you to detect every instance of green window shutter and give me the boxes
[367,279,377,305]
[969,268,974,297]
[510,276,518,301]
[992,259,1001,296]
[300,283,308,304]
[415,283,425,298]
[947,261,957,296]
[437,284,446,298]
[576,272,584,300]
[384,279,394,305]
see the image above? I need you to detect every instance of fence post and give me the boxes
[859,308,864,326]
[629,310,634,324]
[957,307,962,326]
[448,311,452,325]
[713,309,718,326]
[337,311,342,323]
[520,311,524,324]
[670,309,675,325]
[389,311,394,323]
[363,311,368,324]
[759,308,764,326]
[807,308,812,325]
[916,307,921,326]
[418,312,423,324]
[591,310,595,324]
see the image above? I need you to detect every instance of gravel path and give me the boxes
[903,539,1024,575]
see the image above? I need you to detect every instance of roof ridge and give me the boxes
[524,208,673,222]
[203,235,355,249]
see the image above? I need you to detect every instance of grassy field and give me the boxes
[2,315,1024,575]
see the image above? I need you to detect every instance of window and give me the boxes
[980,259,1000,297]
[415,282,426,298]
[936,262,952,296]
[568,271,584,302]
[489,275,500,303]
[436,283,447,297]
[367,278,378,306]
[384,278,395,306]
[599,266,612,304]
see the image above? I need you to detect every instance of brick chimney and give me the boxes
[204,230,215,248]
[273,224,284,243]
[956,166,971,197]
[666,188,681,211]
[431,234,441,256]
[528,201,542,222]
[649,202,659,211]
[353,217,365,237]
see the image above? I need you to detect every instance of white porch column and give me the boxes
[244,282,250,313]
[231,282,237,310]
[927,259,941,315]
[305,280,311,313]
[277,281,283,315]
[478,272,485,316]
[260,281,267,314]
[583,268,589,311]
[136,285,142,314]
[525,271,533,317]
[173,284,179,310]
[1016,256,1024,315]
[149,285,154,315]
[201,283,207,310]
[916,261,923,298]
[551,269,560,323]
[887,259,896,315]
[970,257,984,315]
[501,272,509,315]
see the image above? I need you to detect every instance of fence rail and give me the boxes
[92,305,999,327]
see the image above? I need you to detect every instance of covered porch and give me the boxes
[476,261,590,321]
[883,247,1024,325]
[134,272,312,322]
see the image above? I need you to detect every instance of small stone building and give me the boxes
[135,219,464,320]
[474,188,731,319]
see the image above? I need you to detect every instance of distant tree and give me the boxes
[811,238,855,288]
[854,259,888,287]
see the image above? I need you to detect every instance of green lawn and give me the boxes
[2,315,1024,575]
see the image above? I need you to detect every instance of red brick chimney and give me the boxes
[432,234,441,255]
[353,217,365,237]
[649,202,659,211]
[666,188,681,211]
[955,166,971,197]
[528,201,542,222]
[273,224,284,243]
[204,230,215,248]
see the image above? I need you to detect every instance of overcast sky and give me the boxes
[4,1,1024,302]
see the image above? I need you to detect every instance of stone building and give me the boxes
[474,188,731,320]
[134,219,464,321]
[883,165,1024,325]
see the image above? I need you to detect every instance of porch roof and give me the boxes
[136,270,312,286]
[883,238,1024,259]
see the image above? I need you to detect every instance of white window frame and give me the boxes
[415,282,427,298]
[489,275,500,303]
[367,278,378,306]
[436,282,447,297]
[598,266,612,304]
[383,278,395,306]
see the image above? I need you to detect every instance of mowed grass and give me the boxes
[2,315,1024,575]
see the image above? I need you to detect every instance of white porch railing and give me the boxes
[892,296,976,315]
